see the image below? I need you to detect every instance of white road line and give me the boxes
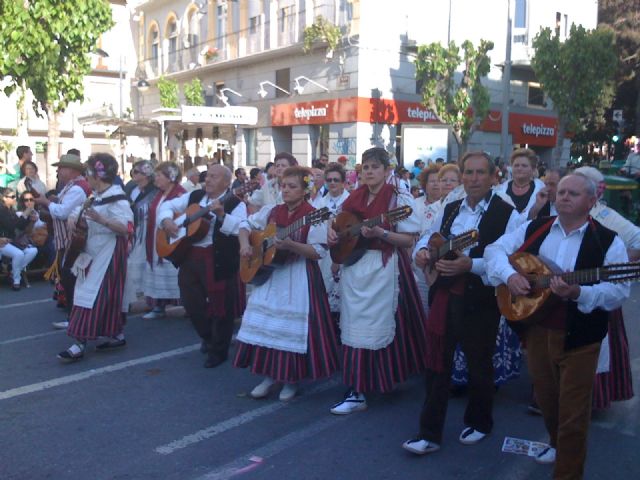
[0,343,199,401]
[196,416,340,480]
[155,379,340,455]
[0,298,51,311]
[0,330,63,346]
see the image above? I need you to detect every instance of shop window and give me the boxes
[528,83,545,107]
[244,129,257,166]
[275,68,290,98]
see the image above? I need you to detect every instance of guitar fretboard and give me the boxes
[530,264,640,288]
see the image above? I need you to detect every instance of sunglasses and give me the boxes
[325,178,342,183]
[24,198,35,202]
[5,195,16,199]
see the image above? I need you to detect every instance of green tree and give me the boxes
[414,40,494,155]
[184,78,205,106]
[158,77,180,109]
[0,0,114,180]
[531,24,617,165]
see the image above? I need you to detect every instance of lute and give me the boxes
[496,252,640,322]
[423,230,479,286]
[240,206,332,284]
[330,205,413,264]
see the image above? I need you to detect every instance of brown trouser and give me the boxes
[525,325,601,480]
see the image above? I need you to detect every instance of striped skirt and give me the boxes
[68,237,128,341]
[233,261,339,383]
[341,249,428,393]
[592,309,634,410]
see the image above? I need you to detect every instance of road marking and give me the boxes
[0,298,51,311]
[196,416,340,480]
[0,343,199,401]
[0,330,63,346]
[156,379,339,455]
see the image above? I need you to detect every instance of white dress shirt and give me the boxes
[48,184,87,220]
[484,218,630,313]
[414,192,524,285]
[156,190,246,248]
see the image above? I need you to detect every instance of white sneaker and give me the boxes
[330,391,367,415]
[535,446,556,464]
[402,438,441,455]
[458,427,487,445]
[250,377,275,399]
[142,309,166,319]
[279,383,297,401]
[52,320,69,330]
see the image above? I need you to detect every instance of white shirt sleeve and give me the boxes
[219,201,247,236]
[395,192,420,234]
[308,222,328,258]
[48,186,87,220]
[592,204,640,250]
[412,206,445,261]
[483,220,531,286]
[156,192,190,227]
[576,235,630,312]
[241,204,275,232]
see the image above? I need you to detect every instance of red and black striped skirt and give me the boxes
[68,237,128,341]
[592,308,634,410]
[341,249,428,393]
[233,261,339,383]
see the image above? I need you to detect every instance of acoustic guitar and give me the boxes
[496,252,640,323]
[423,230,479,286]
[330,205,413,264]
[240,206,332,284]
[63,197,94,269]
[156,182,259,266]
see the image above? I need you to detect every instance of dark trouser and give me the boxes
[526,325,600,480]
[178,251,236,360]
[59,249,76,315]
[419,293,500,443]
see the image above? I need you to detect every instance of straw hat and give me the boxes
[51,154,84,171]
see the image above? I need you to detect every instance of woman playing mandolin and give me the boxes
[327,147,427,415]
[57,154,133,362]
[234,165,339,402]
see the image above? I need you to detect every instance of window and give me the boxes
[149,24,160,74]
[514,0,526,29]
[186,8,201,66]
[167,17,178,72]
[217,2,227,52]
[564,14,568,38]
[244,129,257,166]
[555,12,561,37]
[275,68,290,98]
[528,83,545,107]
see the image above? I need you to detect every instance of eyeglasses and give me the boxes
[5,195,16,199]
[325,178,342,183]
[23,198,35,202]
[439,178,459,184]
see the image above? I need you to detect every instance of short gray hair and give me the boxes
[567,172,597,197]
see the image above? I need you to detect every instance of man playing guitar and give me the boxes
[405,151,523,455]
[157,164,247,368]
[484,173,630,477]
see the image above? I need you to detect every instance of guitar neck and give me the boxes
[278,216,307,240]
[435,234,474,260]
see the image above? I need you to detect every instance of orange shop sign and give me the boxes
[481,111,558,147]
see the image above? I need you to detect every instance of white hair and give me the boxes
[574,166,604,184]
[567,172,597,197]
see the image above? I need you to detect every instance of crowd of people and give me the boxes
[1,144,638,480]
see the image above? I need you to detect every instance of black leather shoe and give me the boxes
[204,354,227,368]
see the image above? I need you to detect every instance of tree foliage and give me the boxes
[0,0,114,114]
[414,40,494,154]
[158,77,180,109]
[531,24,617,164]
[184,78,204,106]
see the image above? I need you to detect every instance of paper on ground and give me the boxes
[502,436,549,457]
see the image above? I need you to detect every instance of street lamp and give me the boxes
[257,81,290,98]
[293,76,329,95]
[218,87,243,107]
[137,79,150,92]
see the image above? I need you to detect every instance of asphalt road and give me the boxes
[1,281,639,480]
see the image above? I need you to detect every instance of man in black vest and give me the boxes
[485,173,630,479]
[404,152,523,455]
[158,164,247,368]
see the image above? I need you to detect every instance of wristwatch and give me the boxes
[382,229,389,239]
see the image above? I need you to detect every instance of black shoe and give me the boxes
[57,348,84,363]
[95,338,127,351]
[204,353,227,368]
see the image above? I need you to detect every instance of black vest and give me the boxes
[522,216,616,351]
[188,190,241,281]
[437,193,514,309]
